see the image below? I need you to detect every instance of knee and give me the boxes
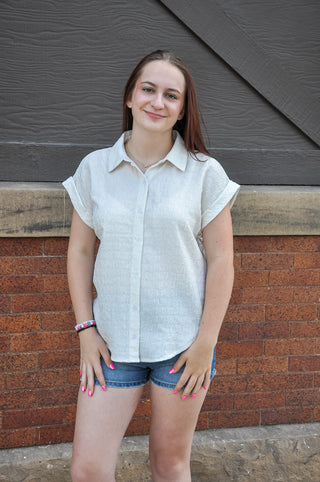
[71,455,115,482]
[149,447,190,479]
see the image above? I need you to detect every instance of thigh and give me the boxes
[149,382,207,458]
[72,385,144,471]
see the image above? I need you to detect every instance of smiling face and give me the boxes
[126,60,186,136]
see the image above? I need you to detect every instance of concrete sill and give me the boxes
[0,183,319,237]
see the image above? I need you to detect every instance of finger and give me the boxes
[181,375,198,399]
[80,362,87,393]
[203,369,211,392]
[170,353,187,375]
[173,369,190,394]
[86,364,95,398]
[93,360,107,393]
[100,346,115,371]
[191,374,205,398]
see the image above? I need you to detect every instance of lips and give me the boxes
[144,110,165,119]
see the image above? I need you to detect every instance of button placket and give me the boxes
[128,174,148,359]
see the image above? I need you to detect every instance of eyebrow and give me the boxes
[139,81,182,95]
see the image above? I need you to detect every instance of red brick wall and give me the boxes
[1,236,319,449]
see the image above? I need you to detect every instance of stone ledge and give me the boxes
[0,183,319,237]
[0,424,319,481]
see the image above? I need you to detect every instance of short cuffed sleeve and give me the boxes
[62,155,94,229]
[201,158,240,229]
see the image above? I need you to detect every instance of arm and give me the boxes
[67,209,113,396]
[171,203,235,398]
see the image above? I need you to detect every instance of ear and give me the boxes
[178,107,185,120]
[126,98,132,109]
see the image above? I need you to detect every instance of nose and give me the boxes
[151,93,164,109]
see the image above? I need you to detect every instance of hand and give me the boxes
[78,328,114,397]
[170,340,215,400]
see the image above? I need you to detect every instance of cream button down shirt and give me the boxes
[63,131,240,362]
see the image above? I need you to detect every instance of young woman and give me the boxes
[63,50,240,482]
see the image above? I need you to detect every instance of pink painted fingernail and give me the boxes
[81,386,85,393]
[88,390,92,397]
[182,395,186,401]
[79,371,82,377]
[173,390,178,395]
[102,385,106,392]
[192,394,197,399]
[110,363,115,370]
[168,368,175,374]
[203,385,207,390]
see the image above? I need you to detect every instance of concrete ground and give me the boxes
[0,423,319,481]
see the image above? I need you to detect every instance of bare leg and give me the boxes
[71,385,144,482]
[149,384,207,482]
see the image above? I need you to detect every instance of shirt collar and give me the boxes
[107,130,188,173]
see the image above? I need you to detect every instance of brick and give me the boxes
[234,391,285,410]
[293,286,320,302]
[217,341,263,358]
[10,332,71,352]
[289,355,320,372]
[65,405,77,424]
[313,406,320,421]
[44,238,68,256]
[237,356,288,375]
[269,269,319,286]
[3,407,64,429]
[68,367,81,386]
[286,389,320,407]
[0,257,13,275]
[233,253,241,271]
[43,275,69,292]
[290,321,320,338]
[269,236,320,253]
[0,335,9,353]
[266,304,317,322]
[212,375,251,394]
[215,358,237,376]
[39,349,79,369]
[208,410,260,429]
[0,427,35,449]
[3,353,38,371]
[224,305,265,323]
[294,253,320,268]
[6,369,69,390]
[242,287,293,304]
[12,293,72,313]
[195,412,208,431]
[202,392,234,411]
[233,271,268,288]
[0,295,10,314]
[0,239,43,257]
[218,323,238,342]
[239,322,289,341]
[36,424,74,446]
[125,416,150,436]
[262,373,314,391]
[0,314,41,333]
[133,399,152,417]
[234,237,270,253]
[37,387,78,407]
[265,339,315,356]
[0,275,43,294]
[41,312,75,331]
[241,253,293,270]
[261,407,312,425]
[0,390,36,411]
[229,288,242,305]
[13,257,67,275]
[315,373,320,387]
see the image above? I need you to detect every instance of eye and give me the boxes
[167,93,178,100]
[142,87,153,93]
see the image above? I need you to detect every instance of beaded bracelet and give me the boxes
[74,320,96,332]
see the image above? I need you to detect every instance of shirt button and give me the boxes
[138,208,143,214]
[133,305,138,311]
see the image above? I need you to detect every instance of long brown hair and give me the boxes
[122,50,209,156]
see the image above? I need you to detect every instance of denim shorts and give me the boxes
[95,348,216,390]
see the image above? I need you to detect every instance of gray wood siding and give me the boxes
[1,0,319,183]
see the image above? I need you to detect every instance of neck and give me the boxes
[126,128,174,164]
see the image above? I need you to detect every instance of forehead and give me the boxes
[139,60,185,91]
